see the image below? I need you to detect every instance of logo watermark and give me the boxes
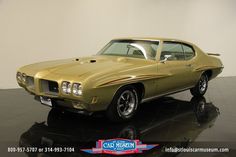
[81,138,158,155]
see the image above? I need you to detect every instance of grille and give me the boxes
[40,80,59,95]
[48,81,59,93]
[26,76,35,90]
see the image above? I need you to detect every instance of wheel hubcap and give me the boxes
[117,90,136,117]
[199,76,207,93]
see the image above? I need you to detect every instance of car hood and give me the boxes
[19,55,155,81]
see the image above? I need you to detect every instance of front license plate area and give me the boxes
[40,96,52,107]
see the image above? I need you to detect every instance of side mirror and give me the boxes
[160,55,172,63]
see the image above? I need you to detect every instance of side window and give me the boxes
[182,44,195,60]
[127,46,145,59]
[161,42,185,61]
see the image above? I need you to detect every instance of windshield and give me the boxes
[98,40,159,60]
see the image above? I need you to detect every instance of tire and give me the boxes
[190,73,208,97]
[106,85,139,122]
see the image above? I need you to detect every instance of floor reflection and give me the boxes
[19,96,219,156]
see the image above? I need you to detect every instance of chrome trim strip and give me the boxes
[141,86,194,103]
[97,74,171,87]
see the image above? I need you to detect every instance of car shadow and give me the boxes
[19,96,220,157]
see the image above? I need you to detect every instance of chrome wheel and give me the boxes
[117,90,137,118]
[190,73,208,97]
[106,85,140,121]
[199,75,207,93]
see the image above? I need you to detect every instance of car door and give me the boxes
[156,41,194,95]
[181,43,199,85]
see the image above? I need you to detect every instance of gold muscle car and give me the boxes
[16,38,223,121]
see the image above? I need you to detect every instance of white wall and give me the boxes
[0,0,236,88]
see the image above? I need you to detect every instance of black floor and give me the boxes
[0,77,236,157]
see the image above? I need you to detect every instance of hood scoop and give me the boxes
[74,58,97,64]
[90,59,96,63]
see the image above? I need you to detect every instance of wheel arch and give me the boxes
[130,82,145,101]
[106,82,145,121]
[113,82,145,102]
[204,69,213,80]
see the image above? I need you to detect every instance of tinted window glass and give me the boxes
[98,40,159,60]
[161,42,185,61]
[183,44,195,60]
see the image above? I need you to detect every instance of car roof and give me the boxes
[112,37,195,46]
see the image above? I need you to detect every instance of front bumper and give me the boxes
[17,75,94,112]
[34,96,93,115]
[17,73,115,112]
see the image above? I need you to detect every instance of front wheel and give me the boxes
[106,85,139,122]
[190,73,208,97]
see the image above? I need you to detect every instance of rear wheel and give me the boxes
[190,73,208,97]
[106,85,139,122]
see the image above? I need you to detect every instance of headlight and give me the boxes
[72,83,82,96]
[61,81,71,94]
[22,73,27,83]
[16,72,22,81]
